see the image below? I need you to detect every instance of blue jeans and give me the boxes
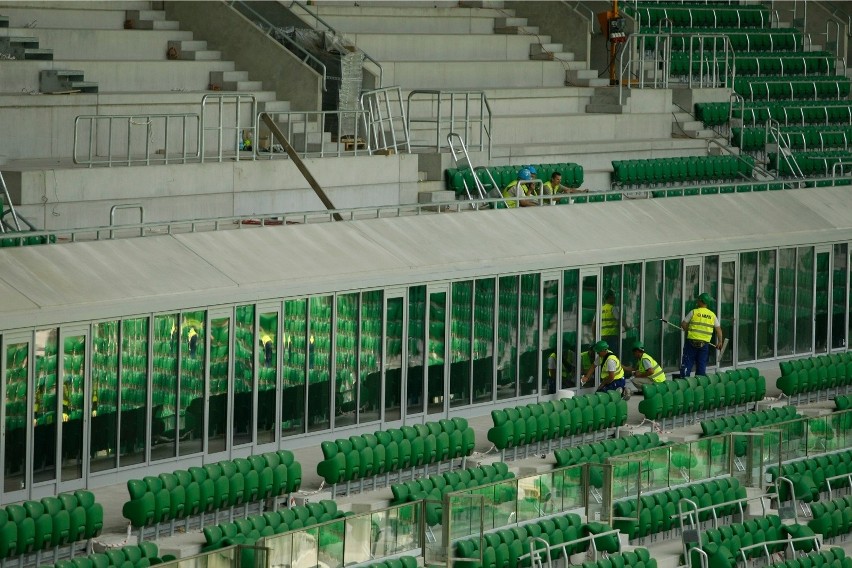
[680,341,710,377]
[598,378,626,392]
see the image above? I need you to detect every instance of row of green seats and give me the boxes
[733,124,852,151]
[638,370,767,422]
[0,491,103,559]
[766,448,852,503]
[614,477,745,541]
[669,50,829,78]
[648,182,790,198]
[555,433,665,488]
[700,405,799,436]
[317,418,475,486]
[735,75,851,101]
[687,516,817,568]
[203,500,344,550]
[640,27,802,52]
[454,513,602,568]
[769,550,852,568]
[769,149,852,177]
[487,391,628,452]
[358,558,418,568]
[810,495,852,540]
[445,162,583,196]
[392,463,515,526]
[612,155,753,187]
[579,550,657,568]
[39,543,171,568]
[0,233,55,247]
[837,394,852,411]
[626,3,769,28]
[122,451,301,529]
[697,100,852,127]
[777,352,852,398]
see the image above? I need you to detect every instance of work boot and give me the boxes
[621,387,631,401]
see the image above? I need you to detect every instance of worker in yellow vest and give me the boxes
[501,168,539,208]
[581,340,630,400]
[624,341,665,395]
[260,332,274,367]
[599,289,621,357]
[539,171,589,205]
[680,292,724,377]
[187,327,198,358]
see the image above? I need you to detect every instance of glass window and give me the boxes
[580,275,597,350]
[335,293,358,428]
[384,297,403,421]
[427,290,446,414]
[542,279,559,394]
[718,260,736,368]
[234,305,254,445]
[473,279,495,403]
[833,244,848,349]
[757,251,777,359]
[622,263,642,356]
[5,341,29,492]
[450,281,472,407]
[796,247,814,353]
[738,252,757,362]
[35,330,58,480]
[120,319,147,467]
[308,296,332,432]
[815,252,830,353]
[643,261,663,364]
[360,291,383,422]
[777,248,796,356]
[601,266,622,358]
[152,315,178,460]
[91,321,118,472]
[497,276,518,400]
[179,311,205,455]
[62,334,86,481]
[282,299,306,437]
[519,273,540,397]
[662,259,683,369]
[208,317,229,454]
[407,286,426,415]
[257,311,277,444]
[562,270,581,380]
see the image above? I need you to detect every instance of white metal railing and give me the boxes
[361,86,411,155]
[73,113,200,167]
[257,110,372,158]
[406,90,492,158]
[199,93,257,163]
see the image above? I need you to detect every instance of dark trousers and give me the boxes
[680,341,709,377]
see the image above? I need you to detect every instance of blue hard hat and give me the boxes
[517,168,532,181]
[526,165,537,175]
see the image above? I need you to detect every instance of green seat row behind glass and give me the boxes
[809,495,852,540]
[777,351,852,399]
[36,542,170,568]
[766,448,852,504]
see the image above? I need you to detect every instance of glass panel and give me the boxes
[497,276,518,399]
[91,321,118,472]
[719,261,736,368]
[473,279,495,403]
[208,317,229,454]
[335,293,358,428]
[778,248,796,357]
[62,334,86,481]
[152,315,178,460]
[35,330,58,481]
[704,256,719,302]
[815,252,830,353]
[282,299,306,436]
[233,305,254,445]
[257,311,277,443]
[360,290,383,422]
[758,251,777,359]
[738,252,757,362]
[580,275,597,349]
[180,311,205,455]
[796,247,814,353]
[5,341,29,492]
[662,259,682,369]
[120,319,147,467]
[622,263,642,357]
[542,279,559,394]
[833,244,848,349]
[308,296,332,432]
[450,281,472,407]
[643,261,663,366]
[427,290,446,414]
[407,285,426,415]
[519,273,540,396]
[601,266,622,358]
[384,297,403,421]
[562,270,581,380]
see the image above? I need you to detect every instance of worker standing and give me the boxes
[680,292,724,377]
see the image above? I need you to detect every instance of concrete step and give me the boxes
[529,44,574,62]
[566,69,609,87]
[259,100,291,113]
[220,80,263,91]
[311,13,501,35]
[125,10,166,22]
[382,60,575,89]
[8,28,194,60]
[39,68,97,93]
[349,33,544,61]
[0,15,8,28]
[178,50,222,61]
[128,19,180,31]
[488,112,674,145]
[0,36,54,60]
[0,5,128,29]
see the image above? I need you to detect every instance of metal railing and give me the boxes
[73,113,200,167]
[200,93,257,163]
[406,90,492,158]
[227,0,328,91]
[361,86,411,155]
[287,0,384,88]
[257,109,372,158]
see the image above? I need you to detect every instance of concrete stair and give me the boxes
[39,69,97,93]
[167,40,221,61]
[671,110,717,139]
[209,71,263,92]
[4,28,193,60]
[493,16,538,35]
[125,9,179,31]
[0,35,53,60]
[566,69,609,88]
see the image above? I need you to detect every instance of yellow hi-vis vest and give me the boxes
[600,352,625,381]
[638,353,666,382]
[581,351,593,373]
[260,333,273,347]
[601,303,618,336]
[187,328,198,342]
[502,181,526,208]
[687,307,716,343]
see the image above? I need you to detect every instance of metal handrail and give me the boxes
[73,113,200,167]
[406,90,492,158]
[227,0,328,91]
[737,535,821,566]
[519,531,615,568]
[287,0,383,88]
[256,109,372,158]
[199,93,257,163]
[559,1,598,34]
[109,204,144,239]
[361,86,411,154]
